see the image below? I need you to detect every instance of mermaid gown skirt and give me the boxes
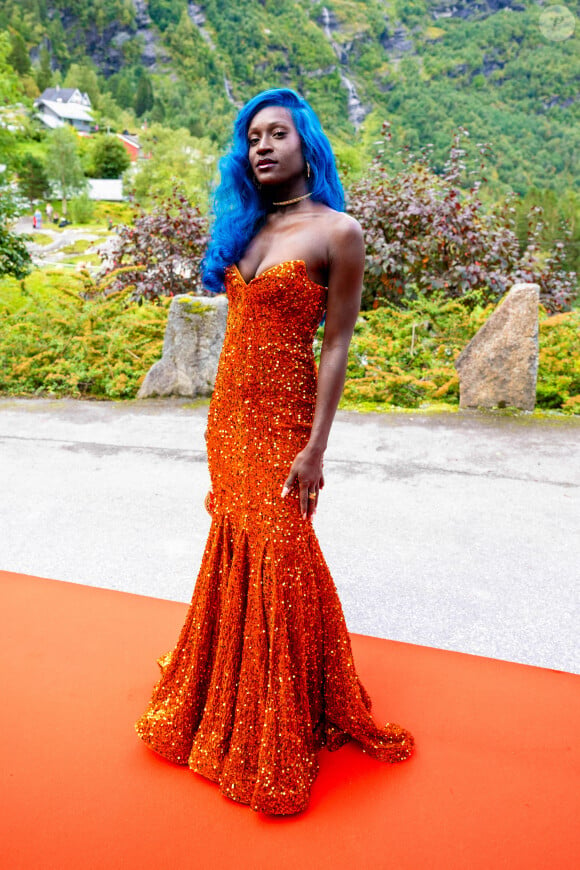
[135,261,414,814]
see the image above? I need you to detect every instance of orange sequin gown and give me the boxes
[135,260,414,814]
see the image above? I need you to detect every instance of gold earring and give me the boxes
[306,161,311,179]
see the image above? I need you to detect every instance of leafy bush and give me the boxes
[69,192,96,224]
[98,186,209,301]
[0,273,168,399]
[342,293,490,409]
[348,125,577,313]
[537,311,580,413]
[0,177,31,279]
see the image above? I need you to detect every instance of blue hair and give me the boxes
[201,88,344,293]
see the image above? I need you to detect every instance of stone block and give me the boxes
[455,283,539,411]
[138,294,228,399]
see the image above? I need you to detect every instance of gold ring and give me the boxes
[308,492,317,500]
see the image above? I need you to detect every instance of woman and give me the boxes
[136,88,413,815]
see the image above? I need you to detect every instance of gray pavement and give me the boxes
[0,397,578,673]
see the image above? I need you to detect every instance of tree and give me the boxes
[129,124,218,210]
[35,46,53,92]
[63,62,101,109]
[8,31,30,76]
[17,153,51,202]
[0,173,31,279]
[134,74,154,117]
[0,32,23,105]
[89,135,130,178]
[45,126,87,216]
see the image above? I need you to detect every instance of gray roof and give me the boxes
[38,87,92,107]
[37,100,94,122]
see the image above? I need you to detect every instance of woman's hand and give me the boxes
[281,446,325,520]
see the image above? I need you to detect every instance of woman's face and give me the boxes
[247,106,305,188]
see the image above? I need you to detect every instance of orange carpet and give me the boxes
[0,570,578,870]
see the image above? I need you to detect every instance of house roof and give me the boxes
[38,87,91,106]
[37,100,94,123]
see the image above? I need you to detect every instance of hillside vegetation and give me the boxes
[0,0,578,197]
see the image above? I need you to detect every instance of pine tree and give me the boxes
[134,75,154,117]
[36,47,53,92]
[8,32,31,76]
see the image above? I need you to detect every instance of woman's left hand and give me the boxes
[281,447,325,520]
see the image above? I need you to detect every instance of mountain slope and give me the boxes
[1,0,578,194]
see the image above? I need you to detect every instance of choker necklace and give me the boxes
[272,191,312,207]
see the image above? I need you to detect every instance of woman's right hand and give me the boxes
[281,446,325,520]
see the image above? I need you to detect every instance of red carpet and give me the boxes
[0,570,578,870]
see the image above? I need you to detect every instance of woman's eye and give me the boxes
[249,138,259,146]
[273,130,285,138]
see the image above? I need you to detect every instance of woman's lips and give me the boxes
[256,160,276,170]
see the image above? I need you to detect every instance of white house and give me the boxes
[87,178,125,202]
[35,87,94,133]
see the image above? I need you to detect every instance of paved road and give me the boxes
[1,398,578,673]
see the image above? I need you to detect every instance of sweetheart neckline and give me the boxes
[230,260,328,291]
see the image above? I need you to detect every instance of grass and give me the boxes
[60,239,95,255]
[63,254,102,266]
[30,233,54,246]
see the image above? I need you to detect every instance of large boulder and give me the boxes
[138,294,227,399]
[455,283,539,411]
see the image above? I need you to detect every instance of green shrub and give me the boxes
[0,272,168,399]
[537,311,580,412]
[69,193,96,225]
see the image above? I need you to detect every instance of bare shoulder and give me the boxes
[317,207,363,245]
[312,206,363,260]
[326,211,364,270]
[316,210,365,297]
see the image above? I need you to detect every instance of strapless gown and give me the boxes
[135,260,414,815]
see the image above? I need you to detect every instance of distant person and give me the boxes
[46,203,53,222]
[34,208,42,230]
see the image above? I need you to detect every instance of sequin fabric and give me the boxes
[135,260,414,815]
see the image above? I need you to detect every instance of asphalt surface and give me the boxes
[1,397,578,673]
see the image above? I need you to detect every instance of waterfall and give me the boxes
[340,73,367,128]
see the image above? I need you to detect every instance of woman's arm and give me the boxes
[281,215,365,518]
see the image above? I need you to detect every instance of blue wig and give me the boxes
[201,88,344,293]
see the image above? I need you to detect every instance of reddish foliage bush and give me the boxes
[98,187,209,302]
[348,125,576,313]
